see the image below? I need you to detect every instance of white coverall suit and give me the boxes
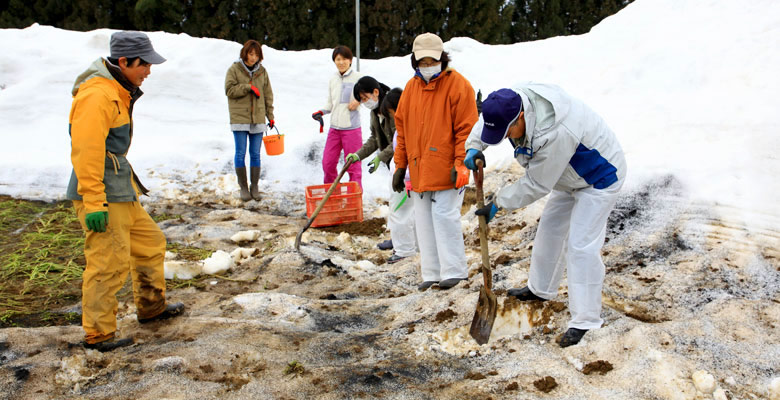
[466,83,627,330]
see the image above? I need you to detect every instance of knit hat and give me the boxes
[412,33,443,61]
[110,31,166,64]
[480,89,523,145]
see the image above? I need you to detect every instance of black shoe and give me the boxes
[438,278,466,290]
[507,286,545,301]
[83,338,133,352]
[418,281,438,291]
[138,302,185,324]
[558,328,588,348]
[387,254,406,264]
[377,239,393,251]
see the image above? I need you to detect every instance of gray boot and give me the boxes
[250,166,261,200]
[235,167,251,201]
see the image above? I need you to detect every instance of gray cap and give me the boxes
[110,31,166,64]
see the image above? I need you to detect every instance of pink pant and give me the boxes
[323,127,362,187]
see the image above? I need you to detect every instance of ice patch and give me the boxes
[230,230,261,243]
[202,250,234,274]
[432,300,557,355]
[164,260,202,280]
[769,377,780,400]
[233,292,314,330]
[230,247,258,264]
[692,370,716,394]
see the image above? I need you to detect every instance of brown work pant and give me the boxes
[73,200,167,344]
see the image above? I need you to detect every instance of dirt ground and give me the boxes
[0,169,779,399]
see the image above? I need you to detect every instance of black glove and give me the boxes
[392,168,406,193]
[476,90,483,116]
[475,201,499,224]
[312,111,324,133]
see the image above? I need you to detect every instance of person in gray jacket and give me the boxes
[465,83,626,347]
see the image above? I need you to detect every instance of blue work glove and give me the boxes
[475,202,499,224]
[85,211,108,232]
[367,155,382,174]
[464,148,485,171]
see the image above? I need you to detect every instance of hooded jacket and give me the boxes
[225,60,274,125]
[65,58,148,214]
[465,82,627,210]
[394,69,478,192]
[320,68,362,130]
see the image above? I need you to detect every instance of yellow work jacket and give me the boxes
[66,58,146,213]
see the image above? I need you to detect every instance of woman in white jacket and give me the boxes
[465,83,626,348]
[311,45,363,188]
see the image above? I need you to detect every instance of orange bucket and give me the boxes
[263,126,284,156]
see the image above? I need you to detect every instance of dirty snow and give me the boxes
[0,0,779,399]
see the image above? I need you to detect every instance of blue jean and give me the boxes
[233,131,262,168]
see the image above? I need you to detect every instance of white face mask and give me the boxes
[418,65,442,81]
[362,98,378,110]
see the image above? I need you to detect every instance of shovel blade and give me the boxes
[469,285,498,345]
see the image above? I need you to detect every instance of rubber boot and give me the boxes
[250,167,261,201]
[235,167,251,201]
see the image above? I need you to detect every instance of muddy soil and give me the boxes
[0,170,778,399]
[316,218,386,236]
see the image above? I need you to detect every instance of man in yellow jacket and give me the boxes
[66,31,184,352]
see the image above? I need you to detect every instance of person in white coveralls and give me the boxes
[465,84,626,347]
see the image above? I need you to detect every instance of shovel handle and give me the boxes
[474,160,492,289]
[295,158,355,250]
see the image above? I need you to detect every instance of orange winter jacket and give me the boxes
[393,69,478,192]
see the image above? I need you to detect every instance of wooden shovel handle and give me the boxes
[295,159,355,250]
[474,160,492,289]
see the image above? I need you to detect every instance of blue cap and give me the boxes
[480,88,523,145]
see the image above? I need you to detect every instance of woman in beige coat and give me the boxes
[225,39,274,201]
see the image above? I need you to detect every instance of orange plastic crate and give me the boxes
[305,182,363,228]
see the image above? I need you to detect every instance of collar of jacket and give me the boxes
[239,59,261,75]
[414,68,450,89]
[104,58,143,103]
[337,68,354,78]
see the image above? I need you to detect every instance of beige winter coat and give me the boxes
[225,61,274,124]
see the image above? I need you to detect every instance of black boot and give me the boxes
[83,337,133,352]
[377,239,393,250]
[507,286,545,301]
[250,166,261,200]
[558,328,588,348]
[417,281,438,291]
[438,278,466,290]
[235,167,251,201]
[138,302,185,324]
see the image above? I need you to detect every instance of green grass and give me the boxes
[166,242,213,261]
[0,197,85,327]
[152,213,182,223]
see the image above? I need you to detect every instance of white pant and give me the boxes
[413,189,467,282]
[387,184,417,257]
[527,182,622,330]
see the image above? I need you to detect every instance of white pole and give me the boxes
[356,0,360,71]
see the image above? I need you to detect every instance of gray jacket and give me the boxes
[466,83,627,210]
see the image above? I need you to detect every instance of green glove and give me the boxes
[345,153,360,164]
[368,155,381,174]
[85,211,108,233]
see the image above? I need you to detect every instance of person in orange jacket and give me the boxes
[392,33,479,291]
[65,31,184,352]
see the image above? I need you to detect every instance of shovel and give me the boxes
[469,159,498,345]
[295,158,355,251]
